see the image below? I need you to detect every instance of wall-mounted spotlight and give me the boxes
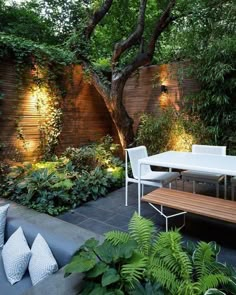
[161,84,168,93]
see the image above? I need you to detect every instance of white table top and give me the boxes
[138,151,236,176]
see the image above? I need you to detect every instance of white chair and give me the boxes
[181,144,226,198]
[125,146,179,206]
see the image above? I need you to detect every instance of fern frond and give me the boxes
[121,252,147,288]
[128,212,156,256]
[152,231,182,255]
[199,274,230,293]
[152,231,192,281]
[149,258,180,294]
[193,242,216,279]
[105,230,131,245]
[177,281,200,295]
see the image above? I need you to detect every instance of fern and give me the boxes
[152,231,192,281]
[176,281,201,295]
[193,242,216,279]
[198,274,230,293]
[149,258,181,294]
[128,212,156,256]
[121,252,147,288]
[105,231,131,246]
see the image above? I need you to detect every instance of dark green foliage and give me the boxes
[0,136,125,215]
[65,213,236,295]
[158,0,236,152]
[136,107,210,155]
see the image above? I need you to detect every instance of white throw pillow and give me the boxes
[29,233,58,286]
[0,203,10,248]
[2,227,31,285]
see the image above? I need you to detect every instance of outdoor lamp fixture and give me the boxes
[161,84,168,93]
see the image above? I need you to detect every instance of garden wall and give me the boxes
[0,63,117,161]
[56,66,118,155]
[123,63,200,131]
[0,61,199,161]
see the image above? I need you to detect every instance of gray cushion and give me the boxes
[0,249,32,295]
[29,234,58,286]
[2,227,31,285]
[182,170,224,182]
[0,204,10,248]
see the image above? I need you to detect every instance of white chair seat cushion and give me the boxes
[29,233,58,286]
[0,204,10,248]
[140,171,179,183]
[2,227,31,285]
[182,170,224,182]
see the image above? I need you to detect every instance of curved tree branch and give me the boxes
[112,0,148,68]
[147,0,176,57]
[118,0,177,81]
[85,0,113,40]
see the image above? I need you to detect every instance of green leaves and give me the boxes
[102,268,120,287]
[64,251,97,275]
[65,213,236,294]
[0,137,124,215]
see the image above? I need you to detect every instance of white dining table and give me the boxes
[137,151,236,215]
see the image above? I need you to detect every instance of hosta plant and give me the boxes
[65,213,236,295]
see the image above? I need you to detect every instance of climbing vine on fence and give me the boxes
[0,33,76,159]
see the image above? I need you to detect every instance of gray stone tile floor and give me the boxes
[58,180,236,266]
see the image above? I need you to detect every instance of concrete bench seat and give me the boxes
[0,198,103,295]
[142,188,236,230]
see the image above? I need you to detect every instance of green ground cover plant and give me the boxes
[0,136,124,215]
[65,213,236,295]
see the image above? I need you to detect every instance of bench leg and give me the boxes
[148,203,187,232]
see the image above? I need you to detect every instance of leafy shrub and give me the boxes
[136,107,211,154]
[0,161,76,215]
[63,135,123,171]
[0,136,125,215]
[65,213,236,295]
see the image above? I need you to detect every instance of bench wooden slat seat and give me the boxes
[142,188,236,230]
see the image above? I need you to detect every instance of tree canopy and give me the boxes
[0,0,235,149]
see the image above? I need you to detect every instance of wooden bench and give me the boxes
[142,188,236,231]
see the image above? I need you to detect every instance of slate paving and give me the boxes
[58,181,236,266]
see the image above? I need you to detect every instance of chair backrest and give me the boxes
[192,144,226,156]
[126,146,151,179]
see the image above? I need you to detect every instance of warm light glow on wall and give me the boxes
[168,128,194,152]
[159,93,169,108]
[16,138,38,159]
[30,86,50,116]
[24,139,37,151]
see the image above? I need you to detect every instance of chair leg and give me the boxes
[125,179,128,206]
[224,175,227,200]
[193,181,196,194]
[175,179,177,190]
[216,183,219,198]
[141,184,144,197]
[182,180,185,191]
[232,185,235,201]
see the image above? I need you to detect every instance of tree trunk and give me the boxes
[109,74,134,149]
[88,68,134,149]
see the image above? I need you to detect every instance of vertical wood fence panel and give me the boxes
[0,61,199,161]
